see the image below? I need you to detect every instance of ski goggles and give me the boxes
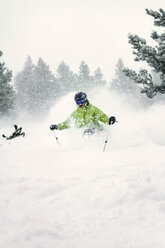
[76,98,87,105]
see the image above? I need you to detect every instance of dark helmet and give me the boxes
[74,92,88,107]
[74,92,87,102]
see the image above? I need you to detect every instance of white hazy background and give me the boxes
[0,0,164,81]
[1,1,165,248]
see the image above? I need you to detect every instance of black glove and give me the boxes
[50,124,58,130]
[109,116,116,125]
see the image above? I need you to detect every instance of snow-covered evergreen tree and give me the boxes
[124,8,165,98]
[15,57,58,118]
[78,61,94,90]
[31,58,59,115]
[111,58,152,107]
[0,51,15,116]
[56,61,77,94]
[15,56,35,113]
[93,67,106,87]
[110,58,140,94]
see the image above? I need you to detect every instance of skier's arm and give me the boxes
[57,109,80,130]
[50,112,74,131]
[50,121,69,130]
[57,119,70,130]
[94,107,109,125]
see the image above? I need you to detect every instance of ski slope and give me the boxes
[1,88,165,248]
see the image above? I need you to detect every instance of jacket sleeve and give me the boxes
[94,107,109,125]
[57,112,75,130]
[57,120,70,130]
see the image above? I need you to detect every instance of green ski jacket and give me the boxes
[57,102,109,130]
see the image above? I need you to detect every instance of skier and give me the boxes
[50,92,116,135]
[2,125,25,140]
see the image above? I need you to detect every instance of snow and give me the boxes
[1,88,165,248]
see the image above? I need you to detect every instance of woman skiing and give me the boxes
[50,92,116,134]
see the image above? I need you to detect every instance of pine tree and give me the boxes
[15,56,58,117]
[0,51,15,116]
[56,61,77,94]
[110,58,140,94]
[93,67,106,87]
[124,8,165,98]
[31,58,59,115]
[78,61,93,90]
[15,56,35,113]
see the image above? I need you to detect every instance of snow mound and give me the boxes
[1,88,165,248]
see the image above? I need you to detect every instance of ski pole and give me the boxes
[103,119,118,152]
[103,134,109,152]
[54,130,59,145]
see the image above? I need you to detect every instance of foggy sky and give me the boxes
[0,0,164,81]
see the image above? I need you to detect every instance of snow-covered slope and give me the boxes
[1,88,165,248]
